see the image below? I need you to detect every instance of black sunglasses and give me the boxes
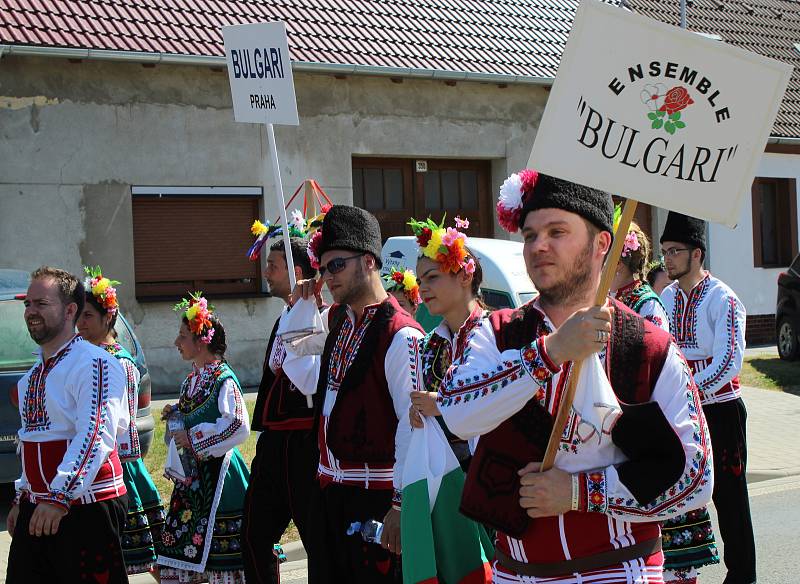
[319,253,366,276]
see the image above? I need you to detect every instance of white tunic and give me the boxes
[15,335,129,508]
[661,273,746,405]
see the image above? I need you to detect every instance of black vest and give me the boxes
[251,317,314,432]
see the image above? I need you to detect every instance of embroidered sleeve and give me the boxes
[639,298,671,333]
[47,356,129,510]
[577,345,713,521]
[439,319,559,441]
[189,378,250,459]
[386,327,425,506]
[281,306,331,396]
[692,295,746,398]
[117,359,142,460]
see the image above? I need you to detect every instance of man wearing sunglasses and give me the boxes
[242,237,322,584]
[281,205,424,584]
[660,212,754,584]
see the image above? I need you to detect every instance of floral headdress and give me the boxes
[407,215,475,275]
[306,204,332,270]
[497,169,540,233]
[383,267,421,306]
[174,292,215,344]
[247,219,282,261]
[248,205,331,263]
[613,205,642,258]
[83,266,120,315]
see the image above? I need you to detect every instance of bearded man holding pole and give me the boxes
[437,171,714,584]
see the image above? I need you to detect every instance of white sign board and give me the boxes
[222,22,299,125]
[528,0,792,227]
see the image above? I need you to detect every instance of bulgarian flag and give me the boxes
[401,418,493,584]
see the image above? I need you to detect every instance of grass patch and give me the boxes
[143,399,300,544]
[740,355,800,396]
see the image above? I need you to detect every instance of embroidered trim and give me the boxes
[671,276,710,350]
[23,337,80,432]
[695,297,739,394]
[191,382,245,457]
[585,470,609,513]
[327,306,378,390]
[105,346,142,460]
[616,280,665,314]
[62,357,110,496]
[392,488,402,509]
[608,353,712,518]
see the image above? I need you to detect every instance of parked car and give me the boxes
[0,268,154,484]
[381,236,537,331]
[777,254,800,360]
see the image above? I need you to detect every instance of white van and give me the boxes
[381,236,537,329]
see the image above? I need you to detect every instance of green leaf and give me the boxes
[664,122,676,134]
[652,119,664,129]
[675,121,686,129]
[670,111,681,121]
[657,110,667,117]
[647,112,657,120]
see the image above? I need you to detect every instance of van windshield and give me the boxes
[0,300,39,371]
[518,292,537,306]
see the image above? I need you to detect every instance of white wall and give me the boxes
[708,152,800,315]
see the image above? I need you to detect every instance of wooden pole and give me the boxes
[540,198,638,471]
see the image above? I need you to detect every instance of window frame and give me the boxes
[751,177,799,269]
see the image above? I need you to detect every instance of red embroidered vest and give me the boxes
[460,300,677,538]
[316,296,422,465]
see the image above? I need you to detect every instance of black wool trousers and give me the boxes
[307,482,401,584]
[704,398,757,584]
[7,495,129,584]
[242,429,319,584]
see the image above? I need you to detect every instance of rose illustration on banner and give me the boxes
[644,85,694,135]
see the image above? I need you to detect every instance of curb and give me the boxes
[282,539,306,562]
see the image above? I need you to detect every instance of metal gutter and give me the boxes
[0,43,554,86]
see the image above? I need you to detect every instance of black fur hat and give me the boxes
[660,212,706,251]
[317,205,383,263]
[518,174,614,234]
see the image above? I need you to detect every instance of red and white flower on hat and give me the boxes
[497,169,539,233]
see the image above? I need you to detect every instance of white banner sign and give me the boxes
[222,22,299,125]
[528,0,792,227]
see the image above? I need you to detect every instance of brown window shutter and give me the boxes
[132,196,262,299]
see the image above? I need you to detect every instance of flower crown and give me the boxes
[248,206,331,262]
[407,215,475,275]
[305,204,331,270]
[174,292,215,344]
[497,169,540,233]
[83,266,120,315]
[383,267,421,306]
[613,205,642,258]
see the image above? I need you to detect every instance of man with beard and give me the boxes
[282,206,424,584]
[660,212,754,584]
[242,237,321,584]
[7,266,130,584]
[435,171,713,583]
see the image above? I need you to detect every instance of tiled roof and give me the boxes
[0,0,582,79]
[1,0,798,136]
[626,0,800,138]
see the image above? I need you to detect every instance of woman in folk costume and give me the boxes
[609,220,670,332]
[406,215,483,470]
[609,227,720,584]
[401,215,493,584]
[383,266,421,318]
[77,266,165,580]
[158,293,250,584]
